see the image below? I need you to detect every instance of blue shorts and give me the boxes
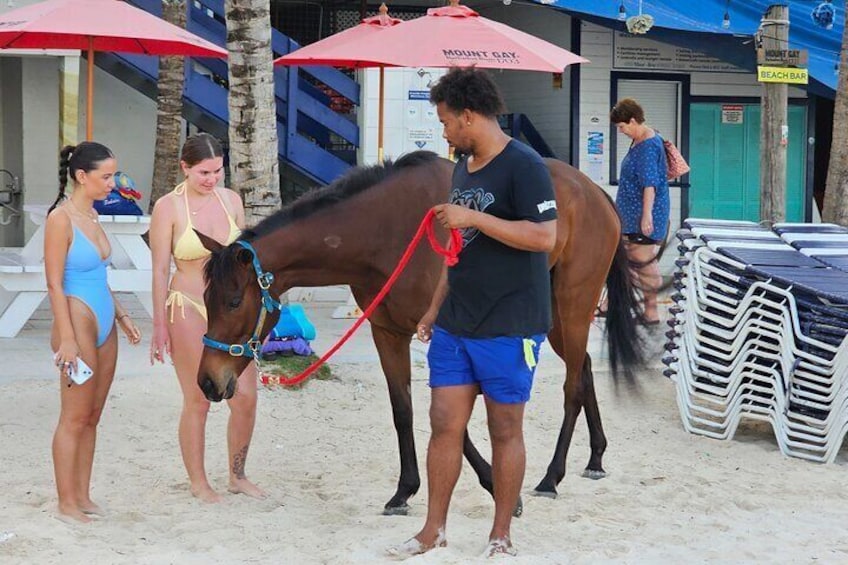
[427,326,545,404]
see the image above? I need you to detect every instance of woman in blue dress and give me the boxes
[609,98,670,325]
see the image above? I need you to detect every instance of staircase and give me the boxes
[499,113,557,159]
[97,0,359,186]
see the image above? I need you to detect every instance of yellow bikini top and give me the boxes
[172,183,241,262]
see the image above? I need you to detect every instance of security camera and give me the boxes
[503,0,512,5]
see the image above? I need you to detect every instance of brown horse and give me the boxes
[197,151,643,515]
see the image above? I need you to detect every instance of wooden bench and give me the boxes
[0,206,156,338]
[0,249,47,338]
[0,248,153,338]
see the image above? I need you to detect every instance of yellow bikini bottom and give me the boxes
[165,289,207,322]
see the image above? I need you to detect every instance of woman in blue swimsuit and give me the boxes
[44,142,142,523]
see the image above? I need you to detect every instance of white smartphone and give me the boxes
[68,358,94,386]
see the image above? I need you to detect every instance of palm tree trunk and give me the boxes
[225,0,281,225]
[149,0,186,212]
[823,10,848,225]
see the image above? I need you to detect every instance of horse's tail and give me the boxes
[604,238,645,382]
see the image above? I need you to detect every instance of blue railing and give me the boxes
[500,113,557,159]
[110,0,360,185]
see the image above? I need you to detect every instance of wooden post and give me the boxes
[759,4,789,224]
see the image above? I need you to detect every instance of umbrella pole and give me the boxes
[377,66,384,162]
[86,37,94,141]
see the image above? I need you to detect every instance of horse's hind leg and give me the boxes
[370,325,420,515]
[579,354,607,479]
[534,277,607,497]
[462,431,523,517]
[463,431,493,493]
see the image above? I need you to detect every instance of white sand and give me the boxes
[1,300,847,564]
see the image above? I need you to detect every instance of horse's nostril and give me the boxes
[224,378,236,400]
[199,376,222,402]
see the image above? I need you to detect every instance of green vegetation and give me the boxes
[260,354,334,390]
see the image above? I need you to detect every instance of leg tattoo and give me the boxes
[232,445,248,479]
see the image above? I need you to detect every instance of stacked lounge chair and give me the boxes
[664,219,848,462]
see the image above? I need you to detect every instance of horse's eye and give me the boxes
[228,297,242,310]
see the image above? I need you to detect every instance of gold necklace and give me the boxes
[189,193,215,216]
[68,198,98,223]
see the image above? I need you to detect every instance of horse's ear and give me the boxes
[194,229,223,253]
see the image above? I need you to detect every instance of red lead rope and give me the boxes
[260,209,462,387]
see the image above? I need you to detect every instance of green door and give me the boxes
[688,103,807,221]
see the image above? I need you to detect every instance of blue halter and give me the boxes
[202,241,282,358]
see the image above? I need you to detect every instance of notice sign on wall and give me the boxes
[587,131,604,157]
[613,32,747,73]
[721,105,744,124]
[407,128,434,142]
[408,90,430,101]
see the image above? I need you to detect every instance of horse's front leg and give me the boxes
[370,326,419,515]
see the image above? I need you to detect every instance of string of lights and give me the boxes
[612,1,839,34]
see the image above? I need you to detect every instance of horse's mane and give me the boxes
[204,150,440,286]
[243,150,440,241]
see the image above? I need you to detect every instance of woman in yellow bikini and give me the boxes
[149,133,265,502]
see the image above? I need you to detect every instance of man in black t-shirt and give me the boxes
[388,68,557,559]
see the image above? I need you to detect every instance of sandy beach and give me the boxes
[1,295,847,564]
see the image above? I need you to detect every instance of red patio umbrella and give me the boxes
[274,4,402,68]
[371,0,589,72]
[275,3,403,160]
[277,0,587,159]
[0,0,228,140]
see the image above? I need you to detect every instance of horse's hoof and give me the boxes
[582,468,607,480]
[532,477,558,498]
[382,503,410,516]
[512,496,523,518]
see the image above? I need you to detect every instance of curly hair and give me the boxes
[428,67,505,118]
[610,98,645,124]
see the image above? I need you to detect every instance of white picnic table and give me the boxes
[0,205,153,338]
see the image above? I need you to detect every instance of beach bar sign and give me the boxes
[757,66,808,85]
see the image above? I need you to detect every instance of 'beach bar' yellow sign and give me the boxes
[757,66,809,84]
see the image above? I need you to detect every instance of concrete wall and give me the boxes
[0,59,23,184]
[0,0,158,240]
[0,59,5,166]
[0,58,24,246]
[20,57,61,243]
[77,62,157,213]
[0,53,157,247]
[358,66,450,165]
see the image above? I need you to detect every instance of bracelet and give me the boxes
[119,314,130,320]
